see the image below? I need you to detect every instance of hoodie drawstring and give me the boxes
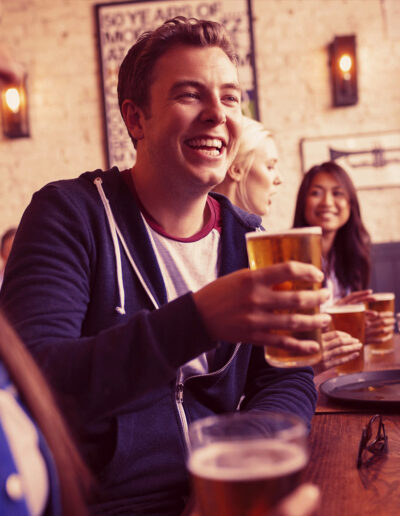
[94,177,159,313]
[94,177,125,314]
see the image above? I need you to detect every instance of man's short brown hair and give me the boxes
[117,16,238,120]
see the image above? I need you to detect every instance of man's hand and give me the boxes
[193,261,330,355]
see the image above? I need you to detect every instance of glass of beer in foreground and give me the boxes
[325,304,365,375]
[366,292,395,354]
[187,412,308,516]
[245,226,322,367]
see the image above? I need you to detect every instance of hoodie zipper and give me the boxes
[175,342,241,452]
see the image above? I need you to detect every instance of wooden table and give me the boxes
[302,334,400,516]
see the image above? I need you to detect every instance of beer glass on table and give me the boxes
[366,293,395,354]
[325,304,365,375]
[245,227,323,367]
[187,412,308,516]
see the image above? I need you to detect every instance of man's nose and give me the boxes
[200,96,226,125]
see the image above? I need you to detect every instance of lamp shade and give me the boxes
[329,35,358,107]
[1,73,29,138]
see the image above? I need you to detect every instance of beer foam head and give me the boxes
[188,439,307,481]
[245,226,322,241]
[371,293,395,301]
[325,304,365,314]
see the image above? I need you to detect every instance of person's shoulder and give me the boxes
[34,167,125,203]
[78,166,122,186]
[209,192,263,230]
[43,166,121,191]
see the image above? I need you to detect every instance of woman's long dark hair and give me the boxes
[0,311,93,515]
[293,161,371,291]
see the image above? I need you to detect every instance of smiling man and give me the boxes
[0,17,329,516]
[121,43,242,237]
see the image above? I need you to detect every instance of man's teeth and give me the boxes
[187,138,223,150]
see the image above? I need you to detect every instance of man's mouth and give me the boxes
[186,137,225,156]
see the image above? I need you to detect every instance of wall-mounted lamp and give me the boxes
[1,74,29,138]
[329,35,358,107]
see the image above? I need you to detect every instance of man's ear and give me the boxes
[227,165,243,182]
[121,99,145,141]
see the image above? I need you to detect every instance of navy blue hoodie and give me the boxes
[0,168,317,515]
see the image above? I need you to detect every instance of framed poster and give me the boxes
[300,131,400,190]
[95,0,258,170]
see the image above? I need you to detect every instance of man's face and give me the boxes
[135,44,243,195]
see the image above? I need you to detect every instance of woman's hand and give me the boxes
[334,291,395,347]
[314,330,362,374]
[365,310,395,345]
[335,290,372,306]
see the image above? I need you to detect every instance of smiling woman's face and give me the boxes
[304,172,351,233]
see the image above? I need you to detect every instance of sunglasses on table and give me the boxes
[357,414,388,469]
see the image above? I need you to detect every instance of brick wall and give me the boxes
[0,0,399,243]
[252,0,400,240]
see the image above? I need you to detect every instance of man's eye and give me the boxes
[180,92,199,99]
[224,94,240,103]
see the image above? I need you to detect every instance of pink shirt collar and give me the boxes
[121,169,222,242]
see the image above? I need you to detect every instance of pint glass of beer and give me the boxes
[325,304,365,375]
[188,412,308,516]
[366,293,395,354]
[245,227,322,367]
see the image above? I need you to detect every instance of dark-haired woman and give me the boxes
[293,161,394,344]
[0,311,93,515]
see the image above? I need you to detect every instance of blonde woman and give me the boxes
[213,116,282,216]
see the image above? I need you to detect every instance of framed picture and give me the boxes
[95,0,258,170]
[300,131,400,190]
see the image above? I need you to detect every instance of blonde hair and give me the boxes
[230,116,273,212]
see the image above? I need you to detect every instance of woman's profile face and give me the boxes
[245,137,282,216]
[304,172,351,233]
